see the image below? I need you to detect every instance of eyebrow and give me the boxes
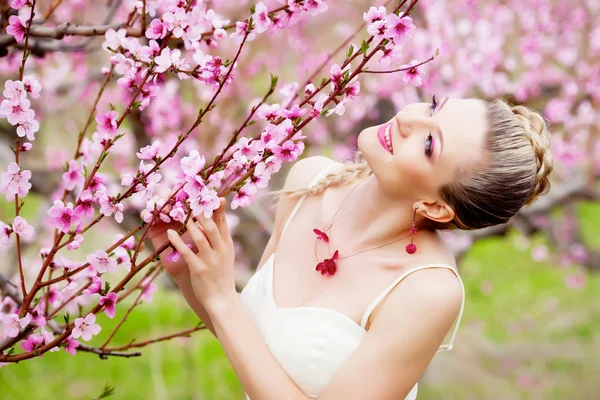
[432,96,448,156]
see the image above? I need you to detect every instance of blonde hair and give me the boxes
[268,98,554,231]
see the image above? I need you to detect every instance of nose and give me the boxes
[394,111,440,139]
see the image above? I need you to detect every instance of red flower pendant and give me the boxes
[313,228,329,242]
[315,250,340,276]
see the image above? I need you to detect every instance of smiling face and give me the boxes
[357,97,490,201]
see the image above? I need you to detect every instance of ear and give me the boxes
[415,200,455,224]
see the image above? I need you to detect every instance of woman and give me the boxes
[150,96,554,399]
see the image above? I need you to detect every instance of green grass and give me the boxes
[0,291,245,400]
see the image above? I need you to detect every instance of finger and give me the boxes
[166,229,198,267]
[195,211,224,251]
[186,219,212,254]
[213,197,232,242]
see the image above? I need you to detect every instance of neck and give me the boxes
[326,174,416,253]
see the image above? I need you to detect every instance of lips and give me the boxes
[377,122,393,154]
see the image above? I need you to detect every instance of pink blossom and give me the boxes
[0,162,32,200]
[136,140,161,160]
[0,220,12,246]
[189,186,220,218]
[21,332,44,352]
[166,243,192,263]
[87,250,118,274]
[304,84,316,96]
[63,335,80,355]
[304,0,328,15]
[155,48,174,73]
[279,105,306,119]
[180,150,206,176]
[103,28,127,52]
[30,303,47,327]
[95,110,118,137]
[363,6,386,23]
[344,79,360,99]
[98,193,124,223]
[47,287,62,307]
[6,15,26,43]
[0,97,30,125]
[66,233,84,250]
[141,278,157,302]
[47,200,81,233]
[384,14,415,47]
[257,104,281,122]
[330,63,343,86]
[378,45,403,68]
[40,326,59,352]
[99,292,118,319]
[3,80,26,104]
[9,0,28,10]
[231,20,256,44]
[72,313,101,341]
[399,60,424,86]
[146,18,167,40]
[20,142,32,152]
[22,75,41,98]
[2,313,31,338]
[83,275,103,296]
[231,184,258,210]
[273,139,304,163]
[253,2,272,33]
[326,99,348,117]
[62,160,85,191]
[214,28,227,40]
[12,215,34,241]
[367,20,387,42]
[74,189,95,219]
[16,109,39,140]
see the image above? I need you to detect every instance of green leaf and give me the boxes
[109,103,116,112]
[103,281,111,296]
[131,101,142,111]
[346,44,354,58]
[361,40,369,55]
[270,73,279,90]
[434,47,440,57]
[64,311,70,326]
[6,347,15,356]
[97,383,116,399]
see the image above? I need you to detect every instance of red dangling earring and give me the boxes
[406,205,418,254]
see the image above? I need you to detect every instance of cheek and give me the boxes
[394,147,429,183]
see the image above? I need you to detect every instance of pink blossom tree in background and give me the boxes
[0,0,439,362]
[0,0,597,367]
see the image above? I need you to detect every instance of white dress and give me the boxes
[240,162,466,399]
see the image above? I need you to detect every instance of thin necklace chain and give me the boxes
[314,177,414,262]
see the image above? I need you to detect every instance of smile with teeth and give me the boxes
[384,125,393,153]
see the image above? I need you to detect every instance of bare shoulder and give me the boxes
[367,265,463,331]
[382,267,463,326]
[283,155,341,191]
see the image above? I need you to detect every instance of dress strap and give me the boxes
[360,264,465,353]
[279,162,342,236]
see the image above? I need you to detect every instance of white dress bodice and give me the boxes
[240,162,465,399]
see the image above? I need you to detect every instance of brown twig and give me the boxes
[100,266,163,349]
[104,325,206,351]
